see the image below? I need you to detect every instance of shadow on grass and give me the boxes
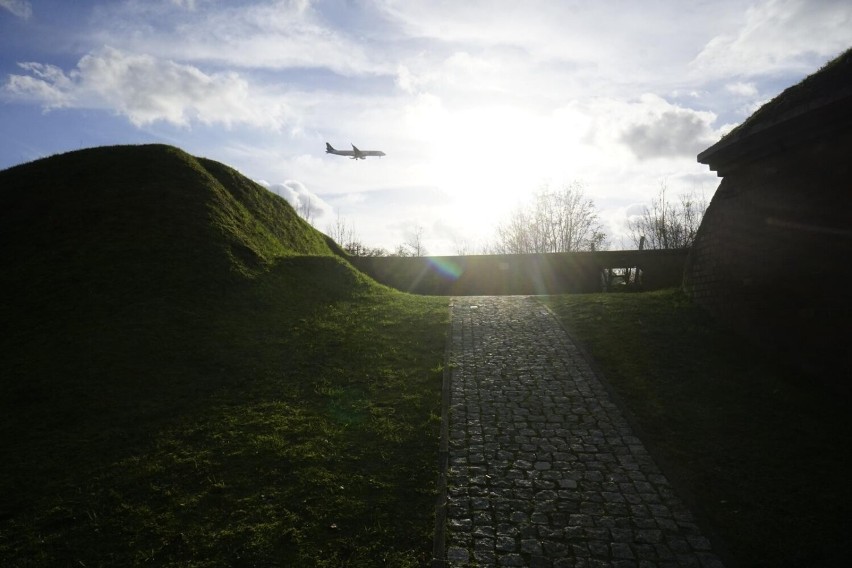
[544,289,852,568]
[1,256,448,567]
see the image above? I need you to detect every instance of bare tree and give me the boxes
[392,244,413,257]
[453,238,472,256]
[492,183,607,253]
[327,213,355,248]
[326,214,388,256]
[627,182,707,249]
[341,242,386,256]
[398,224,428,257]
[296,197,315,224]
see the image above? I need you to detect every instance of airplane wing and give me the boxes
[351,144,386,158]
[325,142,385,159]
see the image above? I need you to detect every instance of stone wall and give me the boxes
[685,128,852,379]
[351,249,688,296]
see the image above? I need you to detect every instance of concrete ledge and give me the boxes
[350,249,688,295]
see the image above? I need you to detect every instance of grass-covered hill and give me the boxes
[0,145,448,566]
[0,144,343,293]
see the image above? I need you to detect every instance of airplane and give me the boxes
[326,143,386,160]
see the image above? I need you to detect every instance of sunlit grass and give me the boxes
[543,289,852,567]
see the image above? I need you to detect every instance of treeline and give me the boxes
[322,181,708,257]
[626,182,707,250]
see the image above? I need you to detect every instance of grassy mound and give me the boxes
[0,145,448,566]
[0,144,340,293]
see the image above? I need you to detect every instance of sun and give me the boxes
[403,95,596,248]
[417,104,565,235]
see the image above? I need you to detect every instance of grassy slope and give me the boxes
[544,290,852,568]
[717,46,852,144]
[0,145,448,566]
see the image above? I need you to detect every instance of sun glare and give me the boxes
[424,109,520,225]
[413,103,590,240]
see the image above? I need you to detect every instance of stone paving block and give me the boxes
[441,297,725,567]
[447,546,469,563]
[499,553,526,567]
[475,536,495,551]
[698,552,727,568]
[496,535,517,552]
[611,542,635,559]
[474,549,497,565]
[676,554,702,567]
[521,538,544,555]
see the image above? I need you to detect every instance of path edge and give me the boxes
[431,299,453,568]
[536,297,737,568]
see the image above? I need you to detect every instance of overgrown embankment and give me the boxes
[0,145,447,567]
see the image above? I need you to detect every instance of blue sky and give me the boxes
[2,0,850,254]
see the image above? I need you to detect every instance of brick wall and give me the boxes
[685,129,852,380]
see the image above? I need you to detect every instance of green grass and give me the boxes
[718,46,852,145]
[1,259,448,566]
[544,289,852,567]
[0,146,448,566]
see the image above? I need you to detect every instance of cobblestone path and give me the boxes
[441,296,724,568]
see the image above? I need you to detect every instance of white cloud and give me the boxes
[0,0,31,19]
[376,1,743,91]
[717,122,740,137]
[377,1,632,62]
[624,202,647,218]
[616,95,720,160]
[377,0,850,100]
[522,94,723,164]
[88,0,389,77]
[5,63,73,107]
[395,64,417,93]
[3,47,295,128]
[725,82,758,97]
[260,179,334,225]
[6,0,840,255]
[743,98,771,116]
[169,0,197,9]
[691,0,852,79]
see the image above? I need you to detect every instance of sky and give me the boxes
[2,0,851,254]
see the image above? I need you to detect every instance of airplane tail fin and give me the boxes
[325,142,334,152]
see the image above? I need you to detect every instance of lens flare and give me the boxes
[427,257,464,280]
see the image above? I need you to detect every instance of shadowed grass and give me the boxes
[543,289,852,568]
[0,146,448,566]
[1,257,448,567]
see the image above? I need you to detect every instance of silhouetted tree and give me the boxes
[327,214,353,247]
[492,183,607,253]
[327,214,388,256]
[396,224,428,256]
[392,244,413,257]
[296,197,315,224]
[349,243,388,256]
[627,182,707,249]
[453,238,473,256]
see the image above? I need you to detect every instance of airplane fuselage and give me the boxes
[326,143,385,160]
